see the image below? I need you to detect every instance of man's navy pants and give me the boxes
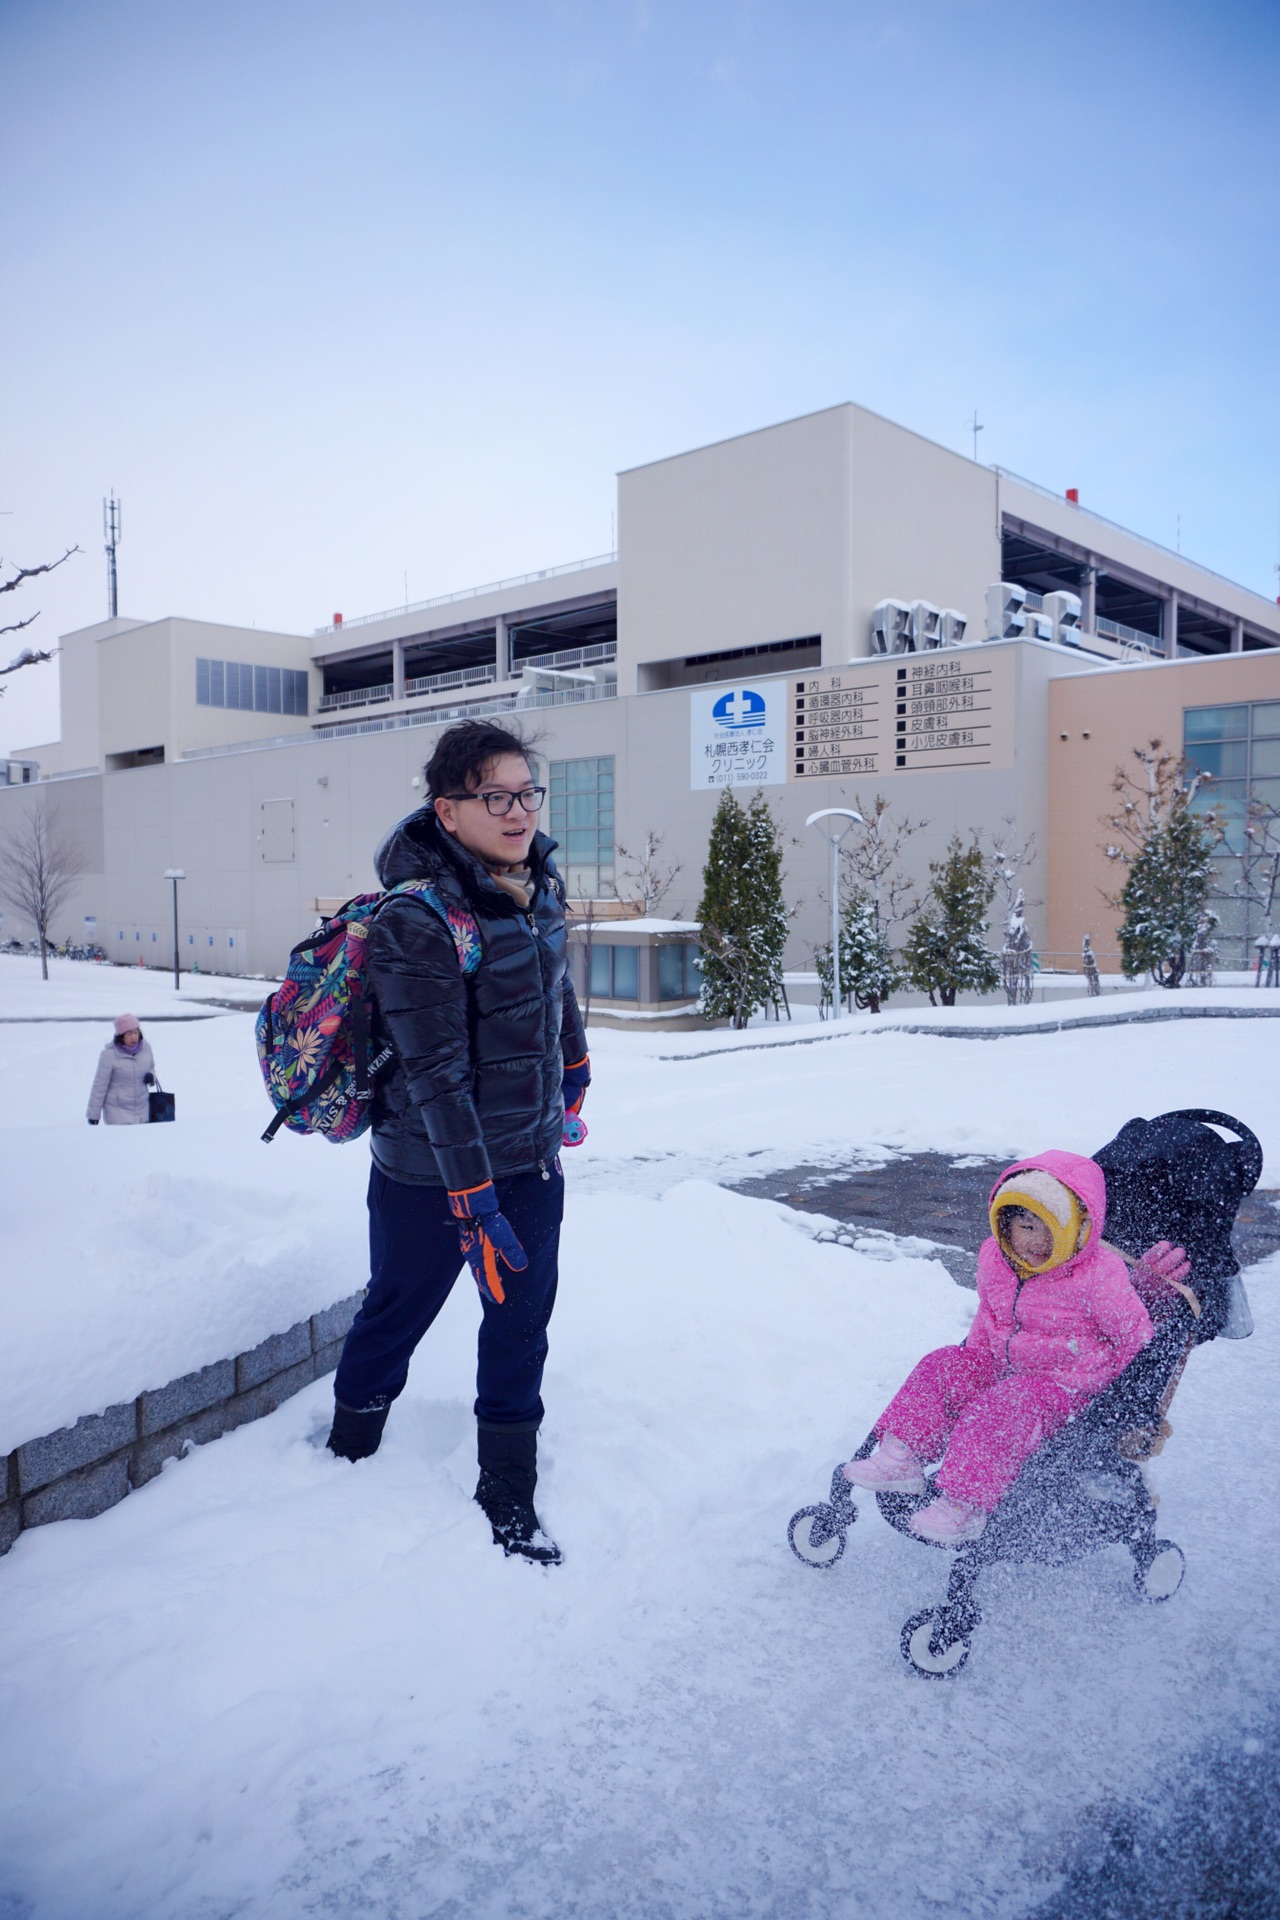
[333,1161,564,1428]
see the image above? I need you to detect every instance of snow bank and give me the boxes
[0,1181,1274,1917]
[3,963,1278,1452]
[0,952,269,1020]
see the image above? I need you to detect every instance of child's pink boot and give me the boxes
[841,1433,926,1495]
[909,1495,988,1544]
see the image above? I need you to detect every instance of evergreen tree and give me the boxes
[816,888,898,1013]
[1115,804,1216,985]
[1103,742,1219,988]
[903,835,999,1007]
[696,788,789,1029]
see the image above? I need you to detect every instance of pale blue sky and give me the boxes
[2,0,1278,750]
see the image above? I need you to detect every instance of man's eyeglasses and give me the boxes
[444,786,546,817]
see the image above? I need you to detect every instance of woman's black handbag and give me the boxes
[148,1076,176,1124]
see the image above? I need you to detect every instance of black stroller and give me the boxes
[787,1110,1263,1679]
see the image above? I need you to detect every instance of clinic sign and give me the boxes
[689,682,787,789]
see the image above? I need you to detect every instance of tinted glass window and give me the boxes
[1184,705,1247,741]
[611,945,639,999]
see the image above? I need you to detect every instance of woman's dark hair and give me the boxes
[424,720,536,802]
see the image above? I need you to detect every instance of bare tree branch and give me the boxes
[615,828,682,916]
[0,801,87,981]
[1,642,56,670]
[0,547,79,595]
[0,613,41,640]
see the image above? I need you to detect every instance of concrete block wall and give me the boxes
[0,1291,364,1557]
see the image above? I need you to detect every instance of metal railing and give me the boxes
[518,641,617,675]
[314,679,617,742]
[313,553,617,636]
[317,660,502,714]
[1094,616,1163,656]
[316,683,394,713]
[405,661,499,697]
[36,765,101,782]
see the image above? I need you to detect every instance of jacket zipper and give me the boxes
[1005,1276,1026,1371]
[527,905,551,1178]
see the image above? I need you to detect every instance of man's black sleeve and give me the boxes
[561,973,588,1076]
[367,898,491,1193]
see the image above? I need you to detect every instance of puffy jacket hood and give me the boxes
[374,806,556,899]
[988,1150,1108,1277]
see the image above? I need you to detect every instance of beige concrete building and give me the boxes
[4,403,1279,991]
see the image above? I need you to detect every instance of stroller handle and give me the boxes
[1163,1110,1264,1197]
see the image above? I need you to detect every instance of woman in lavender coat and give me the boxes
[86,1014,156,1125]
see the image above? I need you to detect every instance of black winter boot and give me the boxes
[475,1424,562,1565]
[326,1401,390,1461]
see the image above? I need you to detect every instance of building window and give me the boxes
[1184,701,1280,964]
[549,755,614,897]
[588,943,638,1000]
[197,658,308,717]
[657,942,702,1000]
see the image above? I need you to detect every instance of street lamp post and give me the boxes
[805,809,863,1020]
[163,868,185,990]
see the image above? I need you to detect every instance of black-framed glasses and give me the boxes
[444,785,546,817]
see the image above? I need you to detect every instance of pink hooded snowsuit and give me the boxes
[876,1150,1154,1511]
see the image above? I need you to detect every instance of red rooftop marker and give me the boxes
[1066,488,1079,505]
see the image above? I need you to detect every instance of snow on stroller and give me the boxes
[787,1110,1263,1679]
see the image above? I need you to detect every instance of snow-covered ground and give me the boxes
[0,954,1277,1917]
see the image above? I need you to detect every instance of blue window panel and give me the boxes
[1184,740,1246,780]
[253,666,269,712]
[1251,702,1280,739]
[1251,737,1280,779]
[267,666,282,714]
[566,760,594,793]
[611,945,638,999]
[657,945,686,999]
[589,945,611,996]
[1185,705,1247,742]
[196,658,211,705]
[293,670,309,716]
[567,793,597,829]
[209,658,225,706]
[566,831,598,862]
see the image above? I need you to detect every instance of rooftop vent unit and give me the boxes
[873,600,970,653]
[985,582,1027,641]
[1042,590,1083,647]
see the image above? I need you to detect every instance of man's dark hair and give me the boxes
[424,720,536,802]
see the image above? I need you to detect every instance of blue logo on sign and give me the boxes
[712,688,767,731]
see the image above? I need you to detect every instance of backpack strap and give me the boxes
[378,878,483,975]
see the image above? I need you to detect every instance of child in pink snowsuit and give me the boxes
[844,1151,1159,1544]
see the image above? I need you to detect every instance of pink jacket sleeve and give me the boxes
[963,1239,1006,1366]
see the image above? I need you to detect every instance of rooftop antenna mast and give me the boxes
[968,411,984,462]
[103,491,122,619]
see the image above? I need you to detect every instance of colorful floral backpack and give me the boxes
[256,880,481,1144]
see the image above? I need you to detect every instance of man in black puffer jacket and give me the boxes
[326,720,589,1566]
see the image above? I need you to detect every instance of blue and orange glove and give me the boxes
[448,1183,528,1306]
[561,1054,591,1148]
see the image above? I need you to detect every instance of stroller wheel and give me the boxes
[1132,1539,1185,1604]
[901,1607,972,1679]
[788,1505,849,1569]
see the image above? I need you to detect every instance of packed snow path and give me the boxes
[0,957,1277,1917]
